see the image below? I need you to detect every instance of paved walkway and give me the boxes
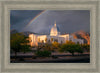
[11,55,90,63]
[11,52,90,56]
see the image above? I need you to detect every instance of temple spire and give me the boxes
[54,21,56,27]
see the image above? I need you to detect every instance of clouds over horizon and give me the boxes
[10,10,90,34]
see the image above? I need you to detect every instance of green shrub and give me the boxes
[82,44,90,52]
[76,48,83,54]
[35,50,51,57]
[59,43,84,56]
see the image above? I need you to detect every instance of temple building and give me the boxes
[29,22,84,46]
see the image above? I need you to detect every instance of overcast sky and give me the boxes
[10,10,90,34]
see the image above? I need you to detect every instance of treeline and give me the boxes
[10,33,31,58]
[10,32,90,58]
[35,41,90,57]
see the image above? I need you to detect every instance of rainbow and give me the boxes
[23,10,46,30]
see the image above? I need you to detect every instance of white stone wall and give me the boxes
[37,35,47,43]
[29,34,34,46]
[59,34,70,43]
[73,38,84,44]
[29,34,38,46]
[29,33,84,46]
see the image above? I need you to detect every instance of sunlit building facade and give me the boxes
[29,22,84,46]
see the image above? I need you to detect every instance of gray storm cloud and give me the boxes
[23,10,90,34]
[10,10,90,34]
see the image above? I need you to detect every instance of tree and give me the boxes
[44,43,50,50]
[59,42,76,55]
[75,44,83,55]
[43,43,53,51]
[66,40,75,44]
[35,50,51,57]
[82,44,90,52]
[52,42,59,48]
[10,33,30,58]
[59,42,83,56]
[51,38,53,43]
[37,43,44,50]
[76,48,83,55]
[52,41,60,52]
[67,44,76,56]
[20,43,31,53]
[59,43,68,52]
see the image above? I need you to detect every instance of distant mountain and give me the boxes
[10,29,18,34]
[20,31,37,36]
[71,30,90,44]
[10,29,44,37]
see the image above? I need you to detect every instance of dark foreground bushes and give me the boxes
[35,50,51,57]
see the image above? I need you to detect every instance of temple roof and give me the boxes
[50,21,60,36]
[52,21,60,32]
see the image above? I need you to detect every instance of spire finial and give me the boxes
[54,21,56,26]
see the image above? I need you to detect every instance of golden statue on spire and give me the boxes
[54,21,56,27]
